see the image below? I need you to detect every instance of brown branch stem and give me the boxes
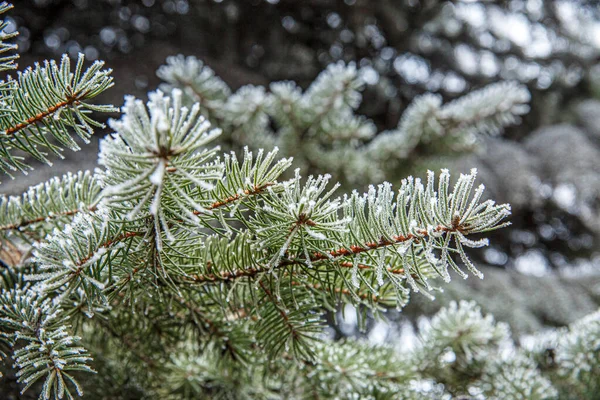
[0,205,97,232]
[73,231,140,272]
[258,280,301,340]
[2,93,83,138]
[199,182,274,213]
[180,224,454,285]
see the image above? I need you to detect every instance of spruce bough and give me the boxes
[0,3,598,399]
[2,86,511,398]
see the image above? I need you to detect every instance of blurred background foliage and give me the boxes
[4,0,600,349]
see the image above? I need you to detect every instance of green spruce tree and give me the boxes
[0,3,598,399]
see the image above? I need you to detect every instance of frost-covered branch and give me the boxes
[20,91,511,365]
[367,81,531,170]
[0,289,94,399]
[157,55,230,121]
[0,2,17,74]
[0,54,115,175]
[0,171,101,241]
[158,55,530,184]
[3,5,586,396]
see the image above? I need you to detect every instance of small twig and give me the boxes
[0,205,97,232]
[198,182,274,214]
[179,225,453,285]
[3,93,83,137]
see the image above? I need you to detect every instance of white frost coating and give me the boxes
[149,161,166,186]
[98,90,225,237]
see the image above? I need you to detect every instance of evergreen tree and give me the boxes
[157,55,531,185]
[0,3,599,399]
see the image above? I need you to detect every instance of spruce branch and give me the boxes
[99,89,224,248]
[1,4,577,399]
[27,208,136,304]
[159,343,282,400]
[297,61,365,136]
[255,278,323,361]
[542,310,600,398]
[5,94,80,137]
[0,170,101,241]
[411,300,558,399]
[223,85,274,146]
[0,53,115,175]
[197,146,293,220]
[366,81,531,173]
[157,339,446,399]
[480,352,558,400]
[136,148,509,299]
[0,2,18,74]
[0,289,94,400]
[170,292,252,363]
[298,340,416,396]
[157,55,230,121]
[157,56,530,185]
[13,85,515,395]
